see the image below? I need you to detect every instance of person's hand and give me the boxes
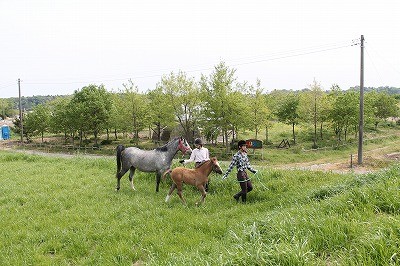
[179,159,185,164]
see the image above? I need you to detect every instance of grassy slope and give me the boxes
[0,150,399,265]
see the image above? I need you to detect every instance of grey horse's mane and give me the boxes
[155,137,180,152]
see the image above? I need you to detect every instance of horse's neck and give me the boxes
[164,139,179,159]
[198,161,213,176]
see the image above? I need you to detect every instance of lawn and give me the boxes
[1,150,399,265]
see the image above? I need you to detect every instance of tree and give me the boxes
[159,71,201,141]
[48,97,74,143]
[121,80,149,143]
[275,92,300,144]
[248,79,270,140]
[200,61,238,152]
[147,87,175,142]
[0,98,14,119]
[299,79,325,148]
[70,84,113,145]
[365,91,399,130]
[330,91,359,141]
[24,104,51,143]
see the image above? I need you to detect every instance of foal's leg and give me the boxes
[129,167,136,190]
[196,184,207,205]
[165,183,177,202]
[176,182,186,205]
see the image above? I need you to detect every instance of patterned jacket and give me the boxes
[224,151,256,177]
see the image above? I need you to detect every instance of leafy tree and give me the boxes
[121,80,150,143]
[299,79,325,148]
[47,97,74,143]
[70,84,113,145]
[365,91,399,130]
[147,87,175,142]
[330,91,359,141]
[109,93,127,139]
[275,92,300,144]
[0,98,14,119]
[159,71,201,141]
[24,104,51,143]
[247,79,270,140]
[200,61,238,151]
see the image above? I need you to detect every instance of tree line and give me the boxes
[6,62,399,151]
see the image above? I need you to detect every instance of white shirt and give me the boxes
[183,147,210,164]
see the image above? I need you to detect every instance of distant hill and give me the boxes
[6,86,400,111]
[348,86,400,95]
[8,95,69,111]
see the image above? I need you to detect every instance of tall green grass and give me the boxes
[0,150,399,265]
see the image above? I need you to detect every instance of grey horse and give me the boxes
[115,137,192,192]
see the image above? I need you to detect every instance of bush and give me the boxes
[100,139,112,145]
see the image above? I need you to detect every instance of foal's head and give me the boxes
[210,157,223,174]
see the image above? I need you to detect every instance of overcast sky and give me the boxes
[1,0,399,98]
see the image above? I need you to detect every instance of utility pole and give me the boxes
[358,35,364,165]
[18,78,23,143]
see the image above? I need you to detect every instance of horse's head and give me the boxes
[210,157,223,174]
[178,137,192,155]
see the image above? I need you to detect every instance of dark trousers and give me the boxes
[234,171,253,202]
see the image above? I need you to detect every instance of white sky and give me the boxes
[1,0,399,98]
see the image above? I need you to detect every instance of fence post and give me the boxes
[350,154,353,168]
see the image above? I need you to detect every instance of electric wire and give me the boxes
[9,40,356,87]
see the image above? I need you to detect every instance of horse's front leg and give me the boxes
[129,167,136,190]
[156,172,162,192]
[196,185,207,206]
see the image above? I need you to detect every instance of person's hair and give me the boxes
[238,140,246,149]
[194,138,203,145]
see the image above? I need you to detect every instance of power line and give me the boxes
[3,39,357,88]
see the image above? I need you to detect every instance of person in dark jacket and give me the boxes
[222,140,257,203]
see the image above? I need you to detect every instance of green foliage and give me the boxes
[1,150,400,265]
[160,71,201,141]
[70,84,113,145]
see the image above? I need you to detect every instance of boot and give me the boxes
[241,193,247,203]
[233,193,241,202]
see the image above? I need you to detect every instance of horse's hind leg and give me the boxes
[165,183,177,202]
[116,167,130,191]
[176,183,186,205]
[129,167,136,190]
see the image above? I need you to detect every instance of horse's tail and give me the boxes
[162,169,172,180]
[116,144,125,174]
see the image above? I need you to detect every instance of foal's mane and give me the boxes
[195,160,210,168]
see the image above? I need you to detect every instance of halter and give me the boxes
[178,138,191,155]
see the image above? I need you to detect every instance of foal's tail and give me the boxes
[162,169,172,180]
[116,144,125,174]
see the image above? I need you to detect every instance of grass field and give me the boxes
[1,150,399,265]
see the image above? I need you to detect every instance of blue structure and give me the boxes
[1,125,10,140]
